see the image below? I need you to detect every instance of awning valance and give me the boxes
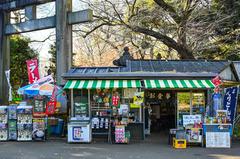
[144,80,215,89]
[64,80,142,89]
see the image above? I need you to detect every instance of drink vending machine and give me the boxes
[17,106,33,141]
[0,106,8,141]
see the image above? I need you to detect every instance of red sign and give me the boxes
[212,76,222,87]
[46,101,56,115]
[26,59,40,84]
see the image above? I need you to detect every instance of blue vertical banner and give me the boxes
[223,87,239,125]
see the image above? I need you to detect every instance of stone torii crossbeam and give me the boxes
[0,0,92,104]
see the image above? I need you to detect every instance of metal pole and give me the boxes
[70,89,73,117]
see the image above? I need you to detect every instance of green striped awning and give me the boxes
[64,80,142,89]
[144,80,215,89]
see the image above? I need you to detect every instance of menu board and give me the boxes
[206,132,230,148]
[33,99,46,116]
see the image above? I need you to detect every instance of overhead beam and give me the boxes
[5,16,56,35]
[5,9,93,35]
[0,0,54,11]
[68,9,93,25]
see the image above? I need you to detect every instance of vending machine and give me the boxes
[17,106,33,141]
[8,105,17,140]
[0,106,8,141]
[68,102,91,143]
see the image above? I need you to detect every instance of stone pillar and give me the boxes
[56,0,72,85]
[0,11,10,104]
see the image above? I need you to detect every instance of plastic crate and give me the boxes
[173,138,187,149]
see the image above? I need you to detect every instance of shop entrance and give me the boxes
[145,90,176,134]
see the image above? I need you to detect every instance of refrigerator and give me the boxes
[0,106,8,141]
[8,105,17,140]
[17,106,33,141]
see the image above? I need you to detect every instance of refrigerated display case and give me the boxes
[17,106,33,141]
[68,90,91,143]
[0,106,8,141]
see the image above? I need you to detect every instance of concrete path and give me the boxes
[0,136,239,159]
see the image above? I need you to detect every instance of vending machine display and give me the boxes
[0,106,8,141]
[8,105,17,140]
[17,106,33,141]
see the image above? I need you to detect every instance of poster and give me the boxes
[130,92,144,108]
[223,87,239,125]
[26,59,40,84]
[182,115,202,127]
[206,132,230,148]
[32,118,45,141]
[72,126,90,142]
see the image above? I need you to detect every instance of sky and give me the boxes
[22,0,89,59]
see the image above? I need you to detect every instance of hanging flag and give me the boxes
[223,86,239,125]
[26,59,40,84]
[5,70,12,102]
[50,85,58,101]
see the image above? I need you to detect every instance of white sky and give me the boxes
[22,0,89,59]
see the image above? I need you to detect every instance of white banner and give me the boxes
[5,70,12,102]
[36,75,54,85]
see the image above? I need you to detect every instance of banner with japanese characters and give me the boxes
[26,59,40,84]
[223,86,239,125]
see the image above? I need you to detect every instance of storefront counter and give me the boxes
[126,122,144,140]
[203,123,232,148]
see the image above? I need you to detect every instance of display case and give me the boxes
[17,106,33,141]
[68,89,92,143]
[0,106,8,141]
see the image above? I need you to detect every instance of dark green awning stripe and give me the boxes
[144,80,215,89]
[64,80,142,89]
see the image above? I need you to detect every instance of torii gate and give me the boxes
[0,0,92,104]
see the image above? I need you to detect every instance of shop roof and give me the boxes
[62,60,231,80]
[233,61,240,80]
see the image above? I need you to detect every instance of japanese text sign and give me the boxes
[223,87,238,125]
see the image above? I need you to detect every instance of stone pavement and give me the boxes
[0,136,239,159]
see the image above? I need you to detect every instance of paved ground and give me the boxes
[0,134,240,159]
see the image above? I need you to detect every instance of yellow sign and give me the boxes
[130,92,144,108]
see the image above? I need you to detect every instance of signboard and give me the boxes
[26,59,40,84]
[130,92,144,108]
[182,115,202,127]
[206,132,230,148]
[46,101,56,115]
[33,99,46,117]
[32,118,45,141]
[223,87,239,125]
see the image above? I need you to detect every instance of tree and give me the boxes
[10,35,39,97]
[76,0,240,60]
[48,42,56,77]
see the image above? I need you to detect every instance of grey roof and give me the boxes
[62,60,231,80]
[233,61,240,80]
